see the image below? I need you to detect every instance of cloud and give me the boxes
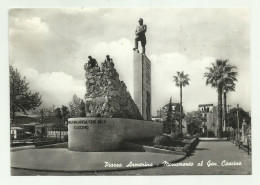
[89,38,134,95]
[18,67,85,108]
[61,8,99,15]
[10,17,49,34]
[9,8,251,114]
[150,53,217,113]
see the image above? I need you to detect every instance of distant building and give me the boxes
[11,127,25,139]
[22,122,56,137]
[151,116,163,122]
[182,119,187,134]
[152,109,164,122]
[22,122,41,134]
[198,104,218,136]
[47,130,68,139]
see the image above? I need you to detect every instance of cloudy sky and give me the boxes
[9,8,250,115]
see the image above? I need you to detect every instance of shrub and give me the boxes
[153,135,172,146]
[175,147,182,151]
[158,145,164,149]
[170,133,178,140]
[182,144,189,152]
[177,132,184,139]
[223,131,230,137]
[182,139,190,144]
[207,130,215,138]
[184,134,192,139]
[169,147,175,151]
[63,135,68,142]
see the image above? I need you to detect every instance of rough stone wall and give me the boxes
[84,58,143,120]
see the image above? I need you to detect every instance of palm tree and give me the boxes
[173,71,190,133]
[204,59,237,137]
[223,81,236,130]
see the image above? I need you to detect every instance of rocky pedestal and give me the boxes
[84,58,143,120]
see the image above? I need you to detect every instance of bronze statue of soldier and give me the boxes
[133,18,147,54]
[87,56,98,68]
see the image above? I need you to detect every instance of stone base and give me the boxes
[133,51,152,120]
[68,117,163,152]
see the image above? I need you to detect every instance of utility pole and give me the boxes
[227,104,231,128]
[160,107,162,123]
[237,104,240,143]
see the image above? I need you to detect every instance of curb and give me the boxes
[11,154,186,173]
[11,145,35,151]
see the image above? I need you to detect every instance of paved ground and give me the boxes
[11,141,251,175]
[11,148,185,172]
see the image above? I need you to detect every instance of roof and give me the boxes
[198,104,214,107]
[11,127,24,130]
[15,112,38,117]
[22,122,41,126]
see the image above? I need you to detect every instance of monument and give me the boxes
[133,18,152,120]
[68,55,161,152]
[133,52,152,120]
[67,19,160,152]
[133,18,147,54]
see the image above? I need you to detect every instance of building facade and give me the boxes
[198,104,219,136]
[11,127,25,139]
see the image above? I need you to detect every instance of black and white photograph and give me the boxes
[1,0,260,183]
[8,7,253,176]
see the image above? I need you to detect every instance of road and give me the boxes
[11,141,251,175]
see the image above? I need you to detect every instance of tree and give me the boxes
[61,105,70,125]
[69,94,85,117]
[204,59,237,137]
[228,107,251,129]
[185,111,205,136]
[223,81,236,130]
[55,108,62,142]
[10,66,42,124]
[79,100,86,117]
[173,71,190,133]
[163,97,174,134]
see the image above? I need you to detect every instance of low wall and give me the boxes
[122,142,186,155]
[36,142,68,149]
[11,145,35,151]
[68,117,163,152]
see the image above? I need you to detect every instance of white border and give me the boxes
[1,0,260,185]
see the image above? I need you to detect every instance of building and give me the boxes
[47,130,68,140]
[22,122,41,135]
[198,104,218,136]
[22,122,57,137]
[152,109,164,122]
[11,127,25,139]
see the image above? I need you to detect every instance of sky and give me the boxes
[9,8,251,115]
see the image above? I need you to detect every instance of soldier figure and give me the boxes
[133,18,147,54]
[105,55,114,67]
[88,56,98,68]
